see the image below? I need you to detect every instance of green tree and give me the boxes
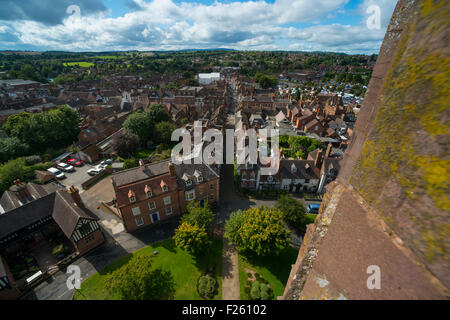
[112,131,139,157]
[105,255,175,300]
[181,201,214,231]
[123,111,153,143]
[225,207,290,256]
[0,137,29,163]
[2,106,80,153]
[173,222,211,254]
[155,121,177,145]
[276,194,306,231]
[0,158,35,195]
[146,103,170,124]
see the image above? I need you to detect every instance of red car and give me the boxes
[67,158,83,167]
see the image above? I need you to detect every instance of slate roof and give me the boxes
[174,163,219,190]
[279,159,320,180]
[111,159,171,187]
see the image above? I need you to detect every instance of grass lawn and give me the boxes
[63,61,94,67]
[238,246,298,300]
[74,238,223,300]
[304,214,317,225]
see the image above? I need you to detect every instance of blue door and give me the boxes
[152,213,159,222]
[200,199,205,207]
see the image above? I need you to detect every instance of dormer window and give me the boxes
[267,175,273,182]
[128,190,136,203]
[144,185,152,198]
[291,164,297,173]
[194,170,203,183]
[160,180,168,192]
[182,173,193,187]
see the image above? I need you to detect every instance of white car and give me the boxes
[100,158,113,166]
[87,167,103,176]
[57,162,75,172]
[96,163,108,170]
[47,167,66,179]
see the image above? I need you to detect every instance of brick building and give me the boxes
[111,159,220,232]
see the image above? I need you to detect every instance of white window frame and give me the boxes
[165,206,173,215]
[148,201,156,210]
[163,196,171,205]
[185,190,196,201]
[186,179,192,187]
[146,191,152,198]
[135,217,144,226]
[132,206,141,216]
[129,196,136,203]
[267,176,273,182]
[197,176,203,183]
[162,185,168,192]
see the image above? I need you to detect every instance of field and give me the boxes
[63,61,94,67]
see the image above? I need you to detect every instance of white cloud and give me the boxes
[0,0,398,53]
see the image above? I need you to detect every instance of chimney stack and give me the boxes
[314,150,324,169]
[69,185,84,207]
[168,162,177,177]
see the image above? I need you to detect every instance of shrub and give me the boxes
[123,158,137,169]
[24,155,42,166]
[250,281,273,300]
[197,276,217,299]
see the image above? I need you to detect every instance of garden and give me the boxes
[73,238,223,300]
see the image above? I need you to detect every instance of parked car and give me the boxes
[87,167,103,176]
[96,163,108,170]
[47,167,66,179]
[100,158,113,166]
[67,158,83,167]
[306,203,321,214]
[57,162,75,172]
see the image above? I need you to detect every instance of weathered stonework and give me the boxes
[281,0,449,299]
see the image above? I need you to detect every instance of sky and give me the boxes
[0,0,398,54]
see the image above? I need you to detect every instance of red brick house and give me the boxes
[111,160,220,232]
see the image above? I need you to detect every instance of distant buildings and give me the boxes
[198,72,221,85]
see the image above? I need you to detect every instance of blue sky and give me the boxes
[0,0,398,53]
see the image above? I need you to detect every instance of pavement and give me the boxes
[221,239,240,300]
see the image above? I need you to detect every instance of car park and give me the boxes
[57,162,75,172]
[47,167,66,179]
[67,158,83,167]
